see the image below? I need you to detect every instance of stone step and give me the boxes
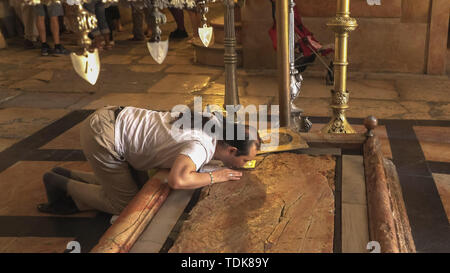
[193,38,243,67]
[210,16,242,45]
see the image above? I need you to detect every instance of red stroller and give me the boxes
[268,1,335,85]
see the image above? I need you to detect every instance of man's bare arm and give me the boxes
[167,155,242,190]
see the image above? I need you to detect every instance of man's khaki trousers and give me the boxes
[67,106,139,215]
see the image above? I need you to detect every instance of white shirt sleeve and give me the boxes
[179,141,208,171]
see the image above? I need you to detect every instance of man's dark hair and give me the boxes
[171,111,261,156]
[220,122,261,156]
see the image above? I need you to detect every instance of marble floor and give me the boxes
[0,16,449,252]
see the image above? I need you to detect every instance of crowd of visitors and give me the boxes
[7,0,200,56]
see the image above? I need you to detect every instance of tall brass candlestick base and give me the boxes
[276,0,290,128]
[321,0,357,134]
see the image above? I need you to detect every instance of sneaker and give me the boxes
[169,29,188,39]
[41,43,52,56]
[24,39,35,50]
[53,44,70,56]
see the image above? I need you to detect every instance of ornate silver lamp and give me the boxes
[288,0,311,132]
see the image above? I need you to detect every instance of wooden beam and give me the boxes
[364,136,416,253]
[91,171,171,253]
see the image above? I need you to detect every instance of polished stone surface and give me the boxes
[0,237,75,253]
[101,54,140,65]
[414,126,450,163]
[84,93,194,111]
[149,74,211,94]
[41,123,83,150]
[128,65,165,73]
[169,153,335,253]
[139,55,193,65]
[165,64,223,75]
[0,108,68,152]
[432,173,450,223]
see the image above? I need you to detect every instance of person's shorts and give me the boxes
[34,3,64,17]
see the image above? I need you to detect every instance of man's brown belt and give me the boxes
[114,106,125,120]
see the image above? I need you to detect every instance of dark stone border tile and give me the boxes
[25,149,86,162]
[333,155,342,253]
[0,110,93,173]
[427,161,450,175]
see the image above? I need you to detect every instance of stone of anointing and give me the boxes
[169,153,336,253]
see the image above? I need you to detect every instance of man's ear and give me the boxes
[228,146,238,155]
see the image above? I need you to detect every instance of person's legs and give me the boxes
[13,1,36,48]
[52,166,99,185]
[35,5,50,55]
[35,5,46,43]
[47,3,69,54]
[131,3,145,41]
[72,107,139,215]
[114,6,123,32]
[22,3,38,45]
[105,5,115,43]
[94,1,111,49]
[42,172,69,204]
[169,8,185,31]
[169,8,188,39]
[36,16,47,44]
[37,172,80,214]
[143,7,152,37]
[49,16,59,44]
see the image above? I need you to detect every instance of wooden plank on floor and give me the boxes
[130,189,195,253]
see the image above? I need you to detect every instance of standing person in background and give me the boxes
[168,6,200,43]
[34,2,70,56]
[84,0,111,50]
[105,3,121,47]
[168,8,187,39]
[10,0,39,49]
[129,2,152,41]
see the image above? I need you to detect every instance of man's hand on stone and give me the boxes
[213,168,243,183]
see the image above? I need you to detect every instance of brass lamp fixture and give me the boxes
[321,0,357,134]
[146,0,168,64]
[70,3,100,85]
[197,0,213,47]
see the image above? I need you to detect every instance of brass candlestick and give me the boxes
[321,0,357,134]
[276,0,290,128]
